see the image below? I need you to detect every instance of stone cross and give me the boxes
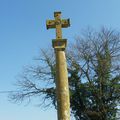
[46,12,70,120]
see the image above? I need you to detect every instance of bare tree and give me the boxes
[9,27,120,120]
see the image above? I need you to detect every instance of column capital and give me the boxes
[52,39,67,49]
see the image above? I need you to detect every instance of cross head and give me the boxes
[46,12,70,39]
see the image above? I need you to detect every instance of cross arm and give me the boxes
[61,19,70,28]
[46,20,56,29]
[46,19,70,29]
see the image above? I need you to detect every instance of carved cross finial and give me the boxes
[46,12,70,40]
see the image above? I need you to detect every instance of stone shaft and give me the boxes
[55,49,70,120]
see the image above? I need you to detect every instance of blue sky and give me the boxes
[0,0,120,120]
